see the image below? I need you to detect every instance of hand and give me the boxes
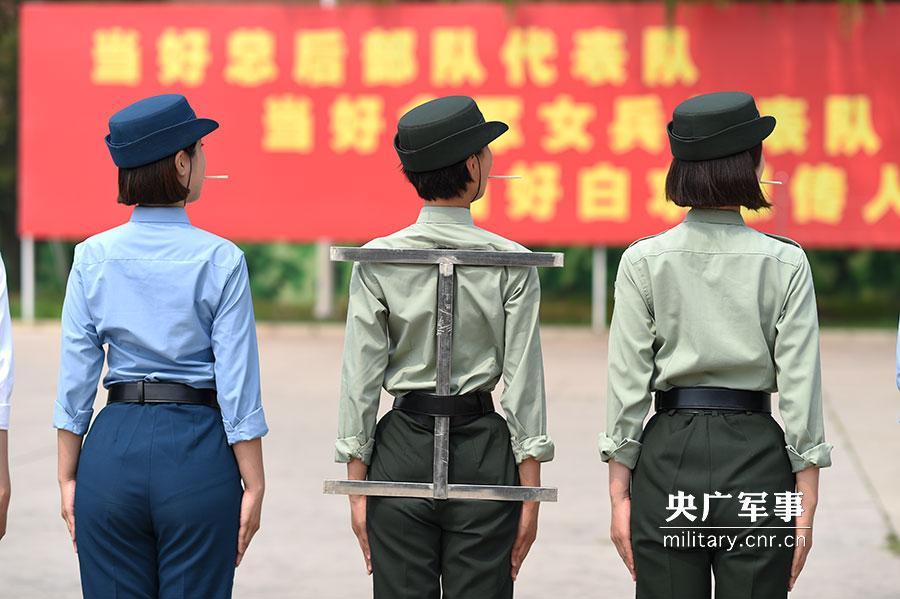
[350,495,372,574]
[788,524,813,591]
[610,496,636,581]
[236,486,263,567]
[511,502,539,581]
[789,466,819,591]
[59,479,77,553]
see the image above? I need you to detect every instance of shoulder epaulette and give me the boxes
[763,233,802,249]
[626,232,664,250]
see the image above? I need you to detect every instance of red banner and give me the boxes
[19,3,900,247]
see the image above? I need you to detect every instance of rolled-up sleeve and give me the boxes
[55,254,104,435]
[774,253,833,472]
[0,255,13,430]
[500,265,554,464]
[599,252,656,470]
[336,263,389,464]
[211,254,268,445]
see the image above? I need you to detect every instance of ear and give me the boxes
[465,153,479,179]
[173,150,190,177]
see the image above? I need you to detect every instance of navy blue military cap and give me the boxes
[105,94,218,168]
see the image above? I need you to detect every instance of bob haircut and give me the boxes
[117,142,197,206]
[664,143,770,210]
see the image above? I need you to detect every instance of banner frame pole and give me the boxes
[592,245,607,334]
[314,238,334,320]
[21,236,35,324]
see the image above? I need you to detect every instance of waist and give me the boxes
[654,387,771,413]
[393,390,494,427]
[107,381,219,409]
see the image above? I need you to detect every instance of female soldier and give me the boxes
[599,91,832,599]
[54,94,268,598]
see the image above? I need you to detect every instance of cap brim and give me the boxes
[395,121,508,173]
[667,115,775,161]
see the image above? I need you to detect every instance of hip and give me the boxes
[368,409,518,487]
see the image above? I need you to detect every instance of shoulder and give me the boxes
[72,224,132,265]
[187,226,245,269]
[756,231,807,268]
[472,227,530,252]
[762,232,802,249]
[75,223,244,272]
[621,229,671,265]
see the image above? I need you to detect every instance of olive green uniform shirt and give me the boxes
[599,208,833,473]
[336,205,554,466]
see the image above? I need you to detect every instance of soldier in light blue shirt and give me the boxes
[55,95,267,598]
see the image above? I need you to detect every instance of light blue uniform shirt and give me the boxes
[54,206,268,445]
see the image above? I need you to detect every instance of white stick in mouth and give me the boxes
[759,179,782,185]
[205,175,230,179]
[488,175,523,179]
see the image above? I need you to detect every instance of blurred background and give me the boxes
[0,0,897,327]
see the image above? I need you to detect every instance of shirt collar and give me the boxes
[416,205,474,226]
[130,206,191,224]
[683,207,746,227]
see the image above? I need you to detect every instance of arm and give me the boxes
[789,465,820,590]
[54,257,104,437]
[57,429,82,551]
[55,256,105,551]
[210,254,268,565]
[500,265,553,578]
[233,438,264,567]
[211,254,268,446]
[599,253,656,470]
[499,265,554,464]
[0,254,13,432]
[609,458,636,580]
[773,253,832,473]
[0,431,8,541]
[336,262,388,575]
[895,315,899,391]
[773,253,829,589]
[0,255,12,542]
[335,262,389,466]
[347,458,371,575]
[602,252,655,580]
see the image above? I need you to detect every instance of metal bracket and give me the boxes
[325,246,563,503]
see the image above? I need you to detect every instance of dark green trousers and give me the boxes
[367,409,521,599]
[631,410,796,599]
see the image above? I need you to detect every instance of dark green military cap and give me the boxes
[394,96,508,172]
[667,91,776,161]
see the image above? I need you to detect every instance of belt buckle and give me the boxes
[138,380,145,404]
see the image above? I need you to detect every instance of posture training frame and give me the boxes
[324,246,562,503]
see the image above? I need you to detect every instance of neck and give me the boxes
[426,197,471,209]
[137,201,186,208]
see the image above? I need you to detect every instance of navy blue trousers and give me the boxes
[74,403,243,599]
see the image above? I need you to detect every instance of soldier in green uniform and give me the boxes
[335,95,554,598]
[599,92,833,599]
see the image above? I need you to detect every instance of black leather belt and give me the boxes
[107,381,219,409]
[655,387,771,413]
[393,390,494,427]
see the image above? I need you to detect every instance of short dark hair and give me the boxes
[665,143,770,210]
[401,152,477,201]
[117,142,197,206]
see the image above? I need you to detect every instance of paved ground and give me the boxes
[0,323,898,598]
